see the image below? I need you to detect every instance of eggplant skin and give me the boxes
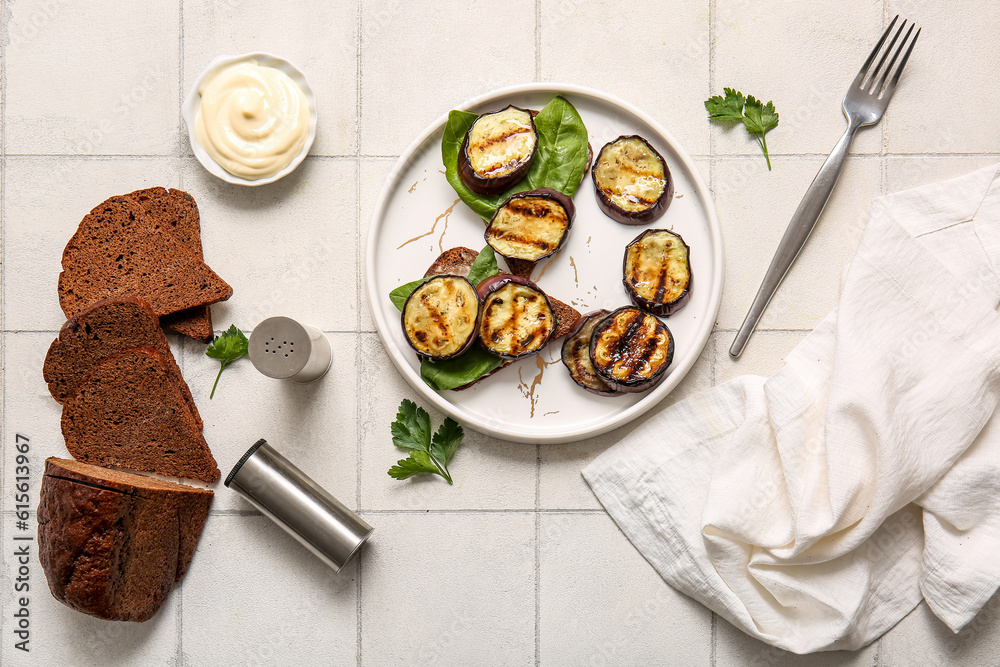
[485,188,576,264]
[561,310,622,396]
[401,275,480,360]
[477,275,556,360]
[623,229,692,317]
[589,306,673,393]
[459,106,538,195]
[591,135,673,225]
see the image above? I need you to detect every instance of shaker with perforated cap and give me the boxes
[225,439,373,572]
[248,316,332,382]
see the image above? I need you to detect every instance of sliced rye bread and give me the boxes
[423,247,582,390]
[43,296,202,430]
[38,457,212,622]
[126,187,215,342]
[58,195,233,320]
[61,346,221,483]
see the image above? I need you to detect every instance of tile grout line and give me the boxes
[534,0,541,82]
[534,442,541,667]
[355,1,364,664]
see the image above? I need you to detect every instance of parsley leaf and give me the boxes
[205,324,248,399]
[705,88,779,170]
[390,399,432,452]
[429,418,463,467]
[387,399,465,484]
[704,87,746,122]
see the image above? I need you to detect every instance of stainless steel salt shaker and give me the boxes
[248,316,332,382]
[225,439,373,572]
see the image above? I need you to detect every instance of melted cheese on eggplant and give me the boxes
[593,137,666,213]
[624,230,690,305]
[479,282,555,358]
[591,308,671,383]
[486,196,570,261]
[467,107,537,179]
[403,277,479,358]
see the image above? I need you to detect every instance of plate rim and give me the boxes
[365,82,723,444]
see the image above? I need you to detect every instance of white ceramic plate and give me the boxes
[181,52,317,187]
[366,83,722,444]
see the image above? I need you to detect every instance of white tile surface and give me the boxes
[539,512,712,665]
[3,0,1000,664]
[712,0,884,157]
[3,0,180,156]
[359,512,535,666]
[181,157,359,332]
[360,0,536,156]
[540,0,711,156]
[182,514,358,666]
[181,333,358,511]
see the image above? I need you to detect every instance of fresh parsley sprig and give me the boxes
[705,88,779,170]
[205,324,249,399]
[388,399,464,484]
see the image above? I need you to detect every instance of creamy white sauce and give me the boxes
[195,61,310,180]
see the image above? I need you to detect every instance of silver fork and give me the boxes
[730,16,920,357]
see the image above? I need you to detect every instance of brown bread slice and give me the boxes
[126,187,215,342]
[38,457,212,622]
[58,196,233,320]
[43,296,202,430]
[422,247,582,390]
[62,346,221,483]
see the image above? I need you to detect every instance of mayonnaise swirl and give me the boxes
[195,61,310,180]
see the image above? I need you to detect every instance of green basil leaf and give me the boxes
[441,97,589,221]
[420,346,503,391]
[441,110,507,220]
[389,277,429,311]
[466,246,499,287]
[524,96,590,197]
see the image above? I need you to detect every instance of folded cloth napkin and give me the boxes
[584,164,1000,654]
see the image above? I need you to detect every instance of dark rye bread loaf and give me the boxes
[423,247,582,389]
[62,346,220,483]
[127,187,215,342]
[43,297,202,430]
[58,196,233,320]
[38,457,212,622]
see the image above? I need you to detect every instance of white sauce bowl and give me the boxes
[182,52,317,186]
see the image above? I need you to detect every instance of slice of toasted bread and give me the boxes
[58,196,233,320]
[126,187,215,342]
[422,247,582,390]
[43,296,202,430]
[61,346,220,483]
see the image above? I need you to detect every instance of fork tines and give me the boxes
[855,15,921,99]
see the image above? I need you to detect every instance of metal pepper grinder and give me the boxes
[248,316,332,382]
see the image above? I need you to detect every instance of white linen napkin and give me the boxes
[583,164,1000,654]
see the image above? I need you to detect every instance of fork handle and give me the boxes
[729,121,861,358]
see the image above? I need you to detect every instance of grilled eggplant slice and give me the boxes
[590,306,673,393]
[485,188,575,276]
[459,106,538,195]
[592,135,672,224]
[477,275,556,360]
[402,275,480,360]
[561,310,622,396]
[623,229,692,316]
